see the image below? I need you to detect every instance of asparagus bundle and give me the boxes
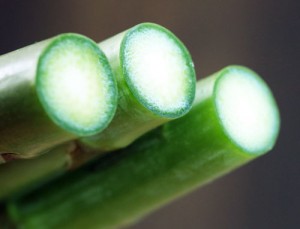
[0,33,117,160]
[4,66,280,229]
[0,23,196,199]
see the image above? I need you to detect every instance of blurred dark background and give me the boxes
[0,0,299,228]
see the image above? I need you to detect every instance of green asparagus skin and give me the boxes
[81,23,196,151]
[0,143,74,199]
[5,66,280,229]
[0,33,117,160]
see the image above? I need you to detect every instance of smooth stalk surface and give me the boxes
[0,143,74,200]
[0,33,117,159]
[5,66,280,229]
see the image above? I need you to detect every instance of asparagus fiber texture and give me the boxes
[0,33,117,160]
[4,66,280,229]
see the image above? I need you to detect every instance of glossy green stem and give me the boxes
[5,66,279,229]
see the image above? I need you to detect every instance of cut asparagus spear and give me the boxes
[0,33,117,159]
[81,22,196,151]
[5,66,280,229]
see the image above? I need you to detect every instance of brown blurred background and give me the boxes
[0,0,299,228]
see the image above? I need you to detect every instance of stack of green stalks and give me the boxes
[0,23,280,229]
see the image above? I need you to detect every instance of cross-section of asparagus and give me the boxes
[5,66,280,229]
[0,33,117,159]
[81,22,196,151]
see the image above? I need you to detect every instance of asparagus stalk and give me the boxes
[0,33,117,159]
[4,66,280,229]
[0,143,75,199]
[80,22,196,151]
[0,140,109,200]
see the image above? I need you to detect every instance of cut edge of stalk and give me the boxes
[213,65,280,155]
[36,33,118,136]
[120,22,196,119]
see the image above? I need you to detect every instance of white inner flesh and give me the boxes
[123,28,192,113]
[39,40,114,134]
[215,69,279,153]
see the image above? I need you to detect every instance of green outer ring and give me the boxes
[36,33,118,137]
[120,22,196,119]
[212,65,280,156]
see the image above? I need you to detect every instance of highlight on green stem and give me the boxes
[0,33,117,159]
[5,66,280,229]
[81,22,196,151]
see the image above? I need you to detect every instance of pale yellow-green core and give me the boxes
[37,36,116,135]
[124,28,192,113]
[215,68,279,153]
